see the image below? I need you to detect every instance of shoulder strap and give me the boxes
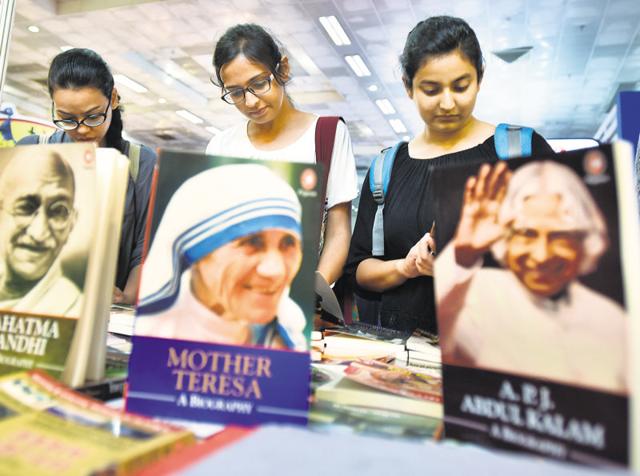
[495,123,534,160]
[314,116,342,202]
[127,143,141,181]
[368,141,404,256]
[37,134,50,144]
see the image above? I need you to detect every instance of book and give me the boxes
[432,143,639,468]
[309,399,442,440]
[126,152,322,426]
[0,143,129,387]
[318,333,402,363]
[406,334,441,357]
[314,363,442,418]
[108,304,135,336]
[323,321,412,345]
[344,359,442,403]
[0,370,194,475]
[394,350,441,369]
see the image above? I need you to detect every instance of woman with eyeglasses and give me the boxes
[206,24,358,298]
[18,48,157,305]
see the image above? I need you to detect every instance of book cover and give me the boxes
[343,359,442,403]
[432,143,638,468]
[0,144,129,387]
[0,370,194,476]
[126,151,321,426]
[314,363,442,418]
[0,144,94,380]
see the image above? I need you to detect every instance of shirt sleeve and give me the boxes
[325,120,359,209]
[345,163,377,273]
[205,131,224,155]
[130,145,157,270]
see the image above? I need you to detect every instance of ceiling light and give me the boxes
[358,124,374,137]
[206,126,221,135]
[114,74,148,93]
[176,109,204,124]
[158,97,167,104]
[319,16,351,46]
[60,45,74,52]
[344,55,371,77]
[492,46,533,64]
[375,99,396,115]
[27,25,40,33]
[367,84,378,92]
[389,118,407,134]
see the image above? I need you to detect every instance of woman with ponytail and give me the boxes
[18,48,157,305]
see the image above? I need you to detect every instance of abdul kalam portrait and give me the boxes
[135,163,306,350]
[435,160,627,394]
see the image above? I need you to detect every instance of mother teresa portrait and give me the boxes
[134,163,306,351]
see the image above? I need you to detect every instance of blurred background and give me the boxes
[1,0,638,172]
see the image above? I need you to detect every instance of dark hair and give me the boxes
[48,48,125,153]
[212,24,286,88]
[400,16,484,89]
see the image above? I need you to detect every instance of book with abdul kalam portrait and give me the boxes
[127,151,322,426]
[431,142,639,470]
[0,143,129,388]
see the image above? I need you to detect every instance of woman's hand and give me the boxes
[113,286,125,304]
[454,162,511,267]
[397,232,436,278]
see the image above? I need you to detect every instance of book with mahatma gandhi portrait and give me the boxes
[127,151,322,426]
[431,142,640,469]
[0,143,129,388]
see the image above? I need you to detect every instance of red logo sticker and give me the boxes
[83,149,94,166]
[300,168,317,191]
[583,150,607,177]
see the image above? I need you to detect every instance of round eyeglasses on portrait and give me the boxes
[52,102,111,131]
[220,75,274,105]
[4,198,72,232]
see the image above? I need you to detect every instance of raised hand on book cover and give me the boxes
[453,162,511,267]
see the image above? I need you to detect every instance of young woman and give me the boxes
[206,24,358,289]
[18,48,156,305]
[346,16,554,334]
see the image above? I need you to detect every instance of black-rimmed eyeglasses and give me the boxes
[220,75,274,105]
[52,101,111,131]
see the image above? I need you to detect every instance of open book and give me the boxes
[0,143,129,387]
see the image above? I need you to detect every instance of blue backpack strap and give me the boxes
[495,123,534,159]
[368,141,403,256]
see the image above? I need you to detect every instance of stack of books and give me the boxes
[312,323,413,363]
[394,334,441,373]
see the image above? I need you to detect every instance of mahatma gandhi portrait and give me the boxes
[0,147,81,316]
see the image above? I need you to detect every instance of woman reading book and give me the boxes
[18,48,156,305]
[346,16,554,334]
[206,24,358,292]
